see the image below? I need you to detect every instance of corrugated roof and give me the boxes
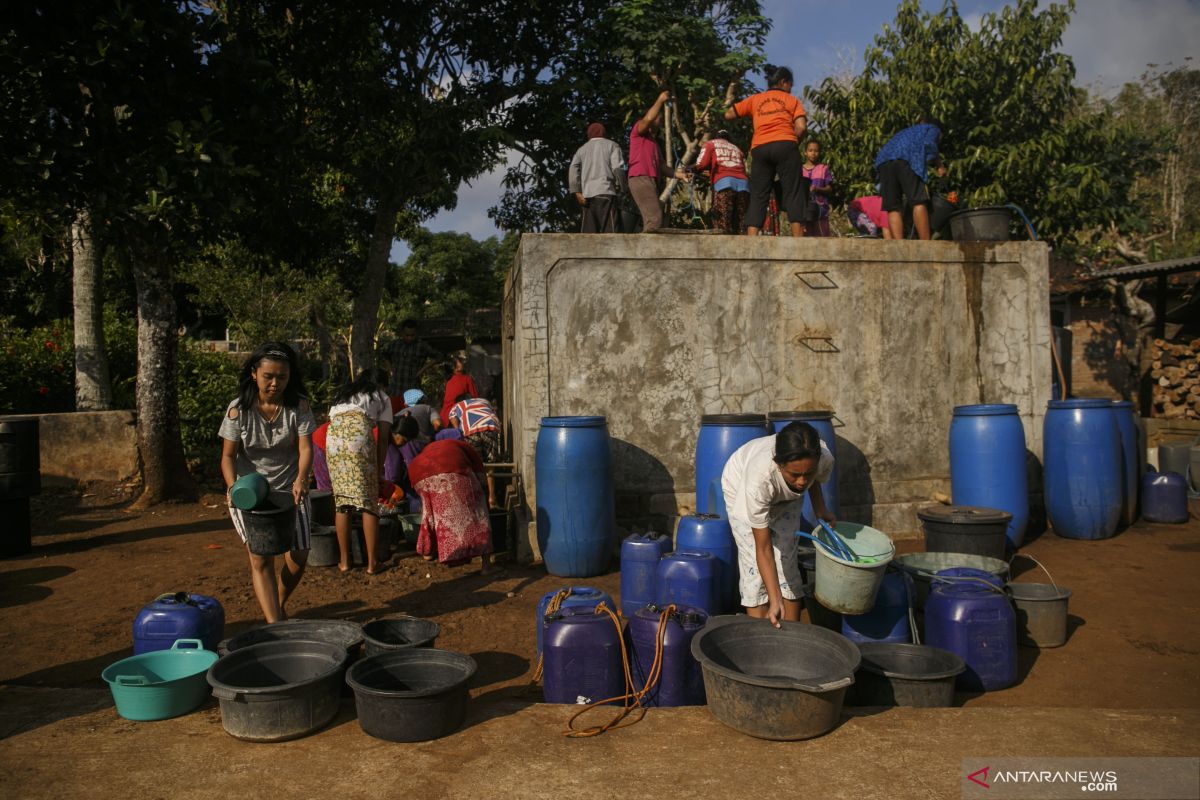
[1090,254,1200,280]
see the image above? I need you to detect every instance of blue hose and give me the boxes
[1005,204,1038,241]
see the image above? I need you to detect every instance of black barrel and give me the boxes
[0,417,39,558]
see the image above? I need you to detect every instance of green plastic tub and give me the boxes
[812,522,896,615]
[101,639,219,721]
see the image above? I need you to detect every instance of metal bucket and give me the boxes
[1009,582,1072,648]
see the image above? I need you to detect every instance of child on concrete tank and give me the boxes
[721,422,835,627]
[218,342,316,623]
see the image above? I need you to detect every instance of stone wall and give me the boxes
[503,234,1051,561]
[0,411,138,486]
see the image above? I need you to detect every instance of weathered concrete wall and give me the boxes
[504,234,1051,560]
[0,411,138,486]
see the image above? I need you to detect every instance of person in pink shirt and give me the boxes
[628,91,687,232]
[847,195,893,238]
[802,140,833,237]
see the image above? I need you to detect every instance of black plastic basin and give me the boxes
[362,616,441,657]
[846,643,966,707]
[346,649,477,742]
[218,619,364,660]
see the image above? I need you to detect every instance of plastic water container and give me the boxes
[925,572,1016,692]
[619,533,672,617]
[694,414,770,514]
[1142,470,1189,524]
[229,472,269,511]
[840,571,912,644]
[626,605,707,707]
[535,586,614,657]
[542,608,626,705]
[1043,399,1122,540]
[132,592,225,655]
[768,410,839,526]
[1111,401,1140,527]
[949,404,1029,548]
[655,551,718,616]
[675,514,736,614]
[536,417,615,577]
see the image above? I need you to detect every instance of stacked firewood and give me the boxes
[1151,338,1200,419]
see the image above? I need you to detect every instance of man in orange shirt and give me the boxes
[724,65,808,237]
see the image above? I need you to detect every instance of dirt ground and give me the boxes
[1,484,1198,799]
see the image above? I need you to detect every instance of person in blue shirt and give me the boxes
[873,118,946,240]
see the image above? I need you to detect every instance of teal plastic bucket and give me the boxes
[812,522,896,615]
[102,639,218,721]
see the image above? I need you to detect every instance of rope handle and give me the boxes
[1008,552,1059,592]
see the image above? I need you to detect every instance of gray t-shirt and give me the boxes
[218,398,316,492]
[400,403,440,442]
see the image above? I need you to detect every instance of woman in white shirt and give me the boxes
[326,368,393,574]
[721,422,835,627]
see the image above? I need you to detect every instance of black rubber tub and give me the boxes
[206,639,348,741]
[346,649,477,742]
[949,206,1012,241]
[917,505,1012,561]
[307,490,335,528]
[218,619,364,660]
[362,616,441,657]
[845,643,966,707]
[690,615,860,741]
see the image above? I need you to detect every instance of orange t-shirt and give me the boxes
[732,89,805,150]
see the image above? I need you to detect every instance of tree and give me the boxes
[491,0,769,232]
[71,208,112,409]
[391,229,514,322]
[804,0,1153,250]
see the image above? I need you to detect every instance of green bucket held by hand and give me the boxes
[813,522,896,615]
[230,473,269,510]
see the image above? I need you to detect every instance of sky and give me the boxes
[391,0,1200,262]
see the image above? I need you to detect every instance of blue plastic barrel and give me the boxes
[949,404,1029,549]
[619,534,672,617]
[542,608,626,705]
[1142,470,1189,523]
[925,573,1016,692]
[840,571,912,644]
[626,606,707,707]
[132,592,225,655]
[536,416,615,577]
[655,551,718,616]
[1112,401,1140,528]
[675,515,736,614]
[535,586,613,657]
[1043,399,1122,540]
[769,410,839,531]
[694,414,770,514]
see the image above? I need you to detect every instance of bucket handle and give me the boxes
[115,675,150,686]
[170,639,204,651]
[210,687,244,702]
[927,572,1008,595]
[1008,553,1059,592]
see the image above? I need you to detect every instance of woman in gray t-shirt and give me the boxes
[218,342,316,623]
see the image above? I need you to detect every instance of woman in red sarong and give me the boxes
[408,438,496,572]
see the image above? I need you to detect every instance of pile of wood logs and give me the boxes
[1151,338,1200,419]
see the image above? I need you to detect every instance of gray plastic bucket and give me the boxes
[949,206,1011,241]
[812,523,895,615]
[1009,583,1072,648]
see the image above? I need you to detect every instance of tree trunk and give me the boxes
[349,201,399,376]
[71,209,113,410]
[130,249,197,506]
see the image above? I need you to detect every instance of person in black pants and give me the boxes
[724,65,809,237]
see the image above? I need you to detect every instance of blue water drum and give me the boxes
[1112,401,1140,528]
[694,414,771,514]
[542,607,626,705]
[675,514,736,613]
[925,570,1016,692]
[132,592,225,654]
[768,411,839,527]
[655,551,718,616]
[619,533,672,617]
[626,605,708,707]
[1043,399,1122,540]
[536,416,616,577]
[1142,470,1189,523]
[840,571,912,644]
[535,586,614,657]
[950,404,1029,549]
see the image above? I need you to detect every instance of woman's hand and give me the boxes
[766,596,785,628]
[291,478,307,506]
[817,508,837,527]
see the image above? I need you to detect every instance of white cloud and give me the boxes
[1062,0,1200,94]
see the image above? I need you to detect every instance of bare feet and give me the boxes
[366,562,390,576]
[338,563,351,573]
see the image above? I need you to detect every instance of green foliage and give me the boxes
[0,317,74,413]
[176,341,242,467]
[390,229,513,323]
[805,0,1153,249]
